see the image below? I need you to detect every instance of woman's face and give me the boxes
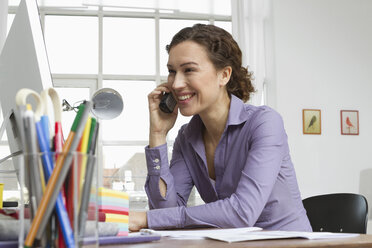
[167,40,229,117]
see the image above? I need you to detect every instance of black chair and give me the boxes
[303,193,368,234]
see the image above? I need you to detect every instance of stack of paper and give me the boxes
[140,227,262,240]
[140,227,359,243]
[206,230,360,243]
[98,187,129,236]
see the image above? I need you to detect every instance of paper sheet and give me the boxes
[140,228,359,242]
[140,227,262,240]
[206,230,360,243]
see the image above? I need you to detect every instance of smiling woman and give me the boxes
[129,24,312,233]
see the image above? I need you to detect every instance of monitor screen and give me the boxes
[0,0,53,174]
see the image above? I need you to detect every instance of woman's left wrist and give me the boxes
[142,211,148,228]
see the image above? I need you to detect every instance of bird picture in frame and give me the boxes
[302,109,321,135]
[341,110,359,135]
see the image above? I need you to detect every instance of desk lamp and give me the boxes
[62,88,123,120]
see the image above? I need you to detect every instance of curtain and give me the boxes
[231,0,269,106]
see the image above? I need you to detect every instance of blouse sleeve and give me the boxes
[146,108,288,229]
[144,129,194,210]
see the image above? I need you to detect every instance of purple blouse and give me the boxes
[144,95,312,231]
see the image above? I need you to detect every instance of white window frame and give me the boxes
[6,4,231,186]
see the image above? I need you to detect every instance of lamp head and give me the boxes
[91,88,123,120]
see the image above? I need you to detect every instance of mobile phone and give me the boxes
[159,92,177,113]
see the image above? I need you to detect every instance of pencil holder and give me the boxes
[0,151,99,248]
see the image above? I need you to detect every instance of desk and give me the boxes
[101,234,372,248]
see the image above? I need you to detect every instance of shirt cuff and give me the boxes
[147,207,183,229]
[145,143,169,176]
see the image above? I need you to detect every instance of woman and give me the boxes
[129,24,312,232]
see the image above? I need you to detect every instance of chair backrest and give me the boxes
[303,193,368,234]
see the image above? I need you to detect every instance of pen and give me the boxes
[78,120,99,240]
[24,101,92,248]
[23,104,43,218]
[35,116,75,248]
[24,104,49,247]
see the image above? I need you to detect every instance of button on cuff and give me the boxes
[145,144,168,175]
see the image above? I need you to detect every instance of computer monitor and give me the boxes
[0,0,53,173]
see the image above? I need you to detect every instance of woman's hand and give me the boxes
[129,211,148,232]
[148,83,178,147]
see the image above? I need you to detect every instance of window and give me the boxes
[4,0,231,209]
[103,18,155,75]
[44,16,99,74]
[102,80,155,141]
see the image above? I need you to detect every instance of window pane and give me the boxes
[177,0,210,14]
[0,146,10,159]
[176,0,231,15]
[214,21,232,34]
[102,145,149,210]
[10,0,85,7]
[53,87,90,137]
[103,18,155,75]
[44,16,98,74]
[84,0,230,15]
[37,0,85,7]
[8,0,20,6]
[168,114,192,141]
[159,19,208,76]
[102,80,156,140]
[213,0,232,16]
[102,145,144,174]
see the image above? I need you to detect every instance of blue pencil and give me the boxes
[35,119,75,248]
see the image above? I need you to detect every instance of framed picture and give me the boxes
[302,109,321,135]
[341,110,359,135]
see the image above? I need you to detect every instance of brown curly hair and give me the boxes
[166,24,255,102]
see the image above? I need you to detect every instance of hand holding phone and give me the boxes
[159,92,177,113]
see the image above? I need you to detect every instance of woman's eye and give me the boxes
[185,68,194,73]
[168,69,176,74]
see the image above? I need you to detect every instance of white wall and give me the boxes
[269,0,372,199]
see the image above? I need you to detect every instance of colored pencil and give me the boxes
[24,101,92,248]
[35,117,74,248]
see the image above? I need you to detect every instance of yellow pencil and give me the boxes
[78,117,92,208]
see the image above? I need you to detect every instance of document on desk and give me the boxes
[205,230,360,243]
[140,227,262,240]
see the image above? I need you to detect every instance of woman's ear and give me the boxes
[219,66,232,87]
